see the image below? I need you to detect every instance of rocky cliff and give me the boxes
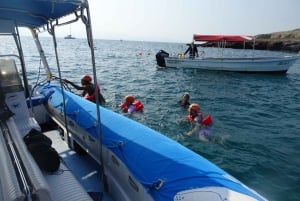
[202,29,300,53]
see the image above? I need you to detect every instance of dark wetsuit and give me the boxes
[184,45,199,58]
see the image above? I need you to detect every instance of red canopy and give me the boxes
[193,34,253,42]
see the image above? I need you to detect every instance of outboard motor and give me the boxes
[156,50,169,67]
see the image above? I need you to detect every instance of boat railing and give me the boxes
[0,54,20,59]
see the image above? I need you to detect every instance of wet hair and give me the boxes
[82,75,92,82]
[125,95,135,104]
[188,103,200,113]
[182,92,190,99]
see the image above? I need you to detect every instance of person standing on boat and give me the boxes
[178,92,190,109]
[63,75,105,104]
[184,41,199,58]
[121,95,144,114]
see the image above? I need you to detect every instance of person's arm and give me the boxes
[184,47,190,55]
[186,122,201,136]
[186,115,202,136]
[63,79,84,90]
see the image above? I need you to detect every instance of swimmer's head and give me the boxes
[188,103,200,113]
[182,92,190,100]
[124,95,135,105]
[81,75,92,84]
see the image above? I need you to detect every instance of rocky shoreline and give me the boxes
[201,29,300,53]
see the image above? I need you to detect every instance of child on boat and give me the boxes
[121,95,144,114]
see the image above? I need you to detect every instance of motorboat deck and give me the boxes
[0,58,110,201]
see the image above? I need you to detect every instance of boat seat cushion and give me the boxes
[0,127,25,201]
[26,88,54,108]
[6,118,52,201]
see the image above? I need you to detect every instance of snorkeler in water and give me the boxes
[178,92,190,109]
[120,95,144,114]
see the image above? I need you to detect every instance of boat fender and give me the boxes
[177,53,185,59]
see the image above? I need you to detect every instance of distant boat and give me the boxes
[156,34,299,73]
[64,25,75,39]
[64,34,75,39]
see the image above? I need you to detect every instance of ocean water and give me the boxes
[2,36,300,201]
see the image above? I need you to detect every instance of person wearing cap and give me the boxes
[63,75,105,104]
[184,41,199,58]
[121,95,144,114]
[178,92,190,109]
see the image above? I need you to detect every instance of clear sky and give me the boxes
[65,0,300,43]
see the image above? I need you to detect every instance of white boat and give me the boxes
[156,35,299,73]
[65,25,76,39]
[0,1,268,201]
[64,34,76,39]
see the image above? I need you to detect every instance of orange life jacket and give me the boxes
[201,114,213,126]
[185,113,213,126]
[121,100,144,113]
[186,113,213,126]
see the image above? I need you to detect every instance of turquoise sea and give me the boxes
[2,36,300,201]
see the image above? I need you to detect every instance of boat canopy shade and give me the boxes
[193,34,254,42]
[0,0,84,29]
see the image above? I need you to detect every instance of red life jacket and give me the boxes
[133,100,144,112]
[85,84,100,102]
[186,113,213,126]
[121,100,144,113]
[201,114,213,126]
[121,102,128,112]
[186,112,203,123]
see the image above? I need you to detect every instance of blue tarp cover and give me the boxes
[0,0,83,29]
